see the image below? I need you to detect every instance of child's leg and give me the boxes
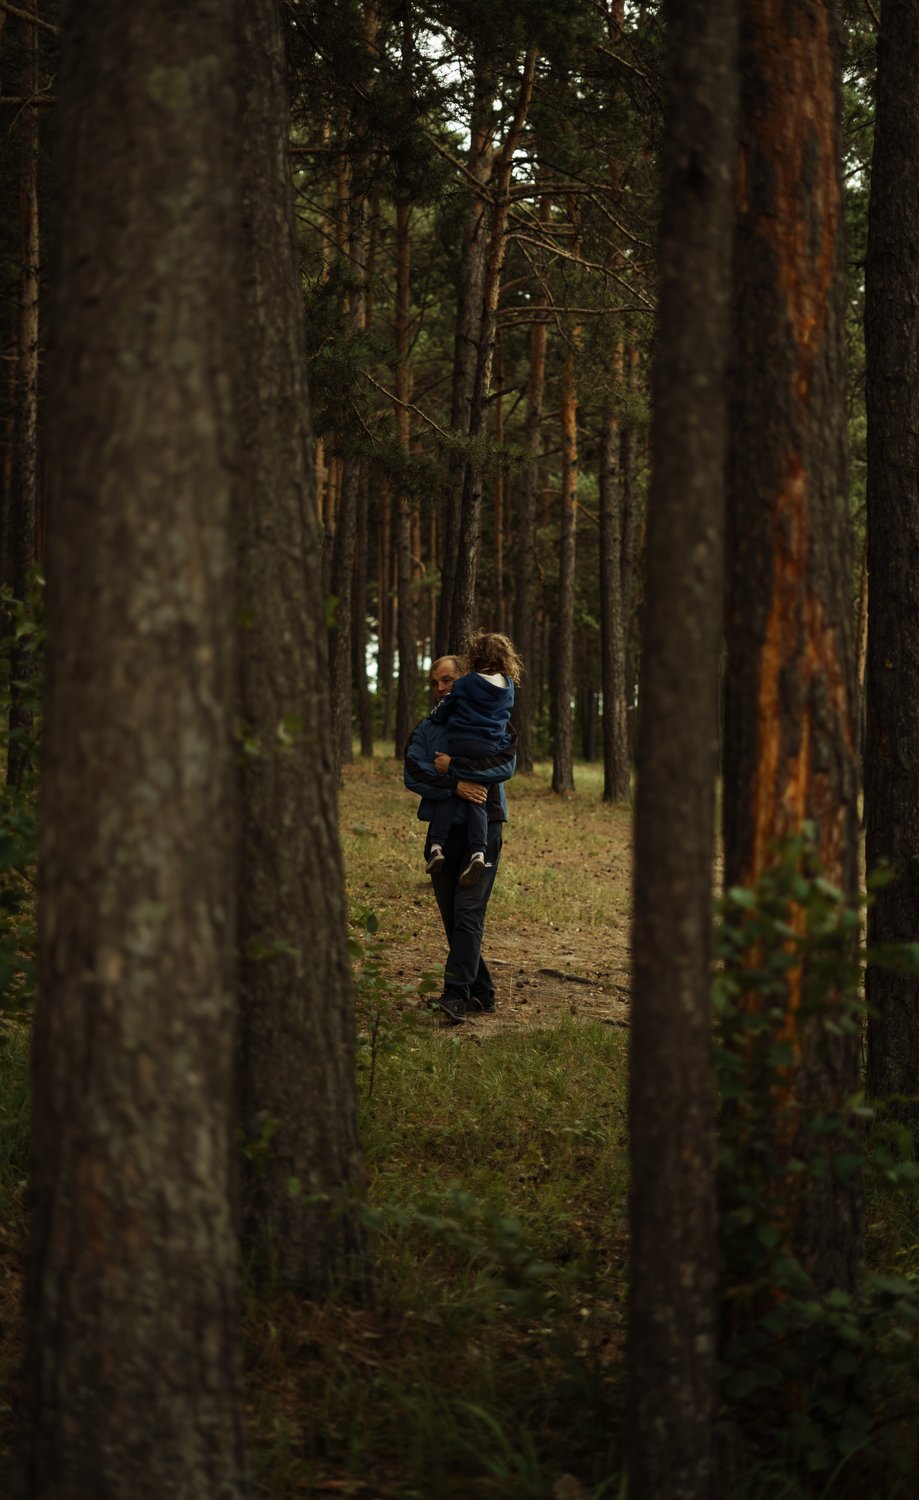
[464,800,488,856]
[425,802,453,871]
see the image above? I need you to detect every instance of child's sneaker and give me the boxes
[425,845,446,874]
[459,852,491,887]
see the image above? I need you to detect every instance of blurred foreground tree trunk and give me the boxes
[6,0,41,789]
[236,0,369,1296]
[724,0,859,1288]
[864,0,919,1128]
[628,0,737,1495]
[24,3,247,1494]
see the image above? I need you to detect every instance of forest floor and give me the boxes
[3,752,917,1498]
[340,750,634,1036]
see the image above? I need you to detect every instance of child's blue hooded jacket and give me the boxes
[430,672,514,748]
[403,716,516,826]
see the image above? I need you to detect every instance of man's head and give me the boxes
[430,655,463,702]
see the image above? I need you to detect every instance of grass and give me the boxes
[247,1017,629,1499]
[341,750,633,946]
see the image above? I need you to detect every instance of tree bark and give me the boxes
[24,3,247,1494]
[493,334,505,632]
[6,0,40,788]
[864,0,919,1123]
[329,454,359,769]
[449,47,538,652]
[512,191,552,774]
[436,64,496,655]
[620,341,641,759]
[724,0,859,1289]
[354,469,375,757]
[235,0,369,1296]
[627,1,737,1496]
[551,334,578,796]
[377,480,395,739]
[393,195,417,752]
[600,394,631,803]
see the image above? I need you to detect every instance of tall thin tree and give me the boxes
[512,187,552,773]
[599,390,630,802]
[449,46,538,650]
[551,327,578,795]
[628,2,737,1496]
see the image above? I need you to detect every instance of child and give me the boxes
[425,631,522,886]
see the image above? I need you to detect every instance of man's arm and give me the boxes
[403,719,455,800]
[447,727,518,785]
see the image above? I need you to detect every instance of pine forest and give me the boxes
[1,3,918,1499]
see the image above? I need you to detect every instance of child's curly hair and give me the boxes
[466,630,523,685]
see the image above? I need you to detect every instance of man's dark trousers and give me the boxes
[428,820,503,1004]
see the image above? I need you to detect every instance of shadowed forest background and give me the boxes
[1,2,919,1498]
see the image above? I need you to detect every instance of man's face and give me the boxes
[431,666,458,702]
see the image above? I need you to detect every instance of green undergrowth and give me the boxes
[247,1018,629,1500]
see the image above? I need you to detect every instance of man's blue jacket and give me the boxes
[403,714,517,826]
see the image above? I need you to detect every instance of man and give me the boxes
[403,654,516,1023]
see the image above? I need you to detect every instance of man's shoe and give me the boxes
[467,994,496,1014]
[425,845,446,874]
[459,852,490,887]
[434,993,466,1024]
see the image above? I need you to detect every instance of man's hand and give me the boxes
[455,779,487,805]
[434,752,452,772]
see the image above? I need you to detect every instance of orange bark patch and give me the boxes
[747,439,854,1069]
[745,0,840,387]
[742,0,852,903]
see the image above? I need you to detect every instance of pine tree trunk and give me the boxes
[329,180,372,771]
[600,394,631,803]
[864,0,919,1123]
[329,455,359,769]
[393,196,416,751]
[235,0,369,1296]
[512,191,551,773]
[551,338,578,795]
[620,341,641,760]
[7,0,40,788]
[436,70,495,654]
[627,4,737,1495]
[449,48,538,651]
[377,481,394,739]
[724,0,859,1290]
[354,470,375,757]
[24,4,247,1493]
[491,335,505,633]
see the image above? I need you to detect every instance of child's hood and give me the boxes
[459,671,513,707]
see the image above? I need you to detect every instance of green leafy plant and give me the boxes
[715,839,919,1493]
[350,909,435,1098]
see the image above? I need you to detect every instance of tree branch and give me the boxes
[361,370,455,443]
[0,2,58,37]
